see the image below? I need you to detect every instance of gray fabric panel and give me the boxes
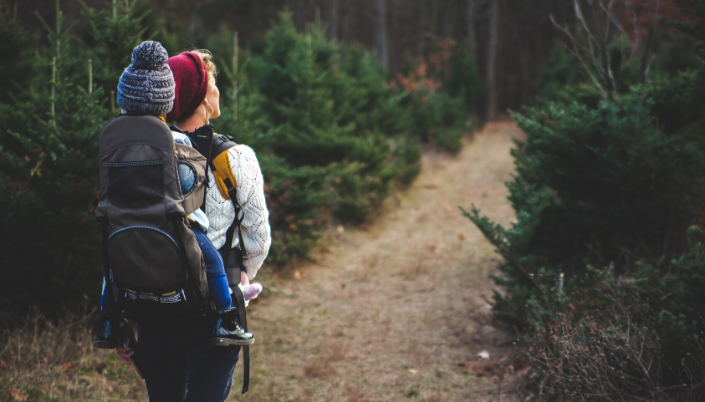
[108,227,185,288]
[175,143,207,216]
[100,115,174,151]
[98,115,183,219]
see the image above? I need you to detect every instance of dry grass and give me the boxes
[0,308,145,401]
[302,360,335,378]
[521,297,705,401]
[232,124,524,401]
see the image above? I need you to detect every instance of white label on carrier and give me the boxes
[159,293,183,303]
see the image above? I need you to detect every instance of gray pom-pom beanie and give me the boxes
[117,41,175,115]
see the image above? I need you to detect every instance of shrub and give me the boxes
[238,13,421,225]
[404,88,469,154]
[0,8,111,314]
[394,54,476,153]
[446,45,481,116]
[0,4,35,104]
[465,91,705,328]
[521,227,705,400]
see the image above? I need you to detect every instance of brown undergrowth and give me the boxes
[0,308,143,401]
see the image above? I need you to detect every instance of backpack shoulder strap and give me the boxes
[209,134,251,395]
[208,135,248,278]
[209,135,238,199]
[211,134,237,160]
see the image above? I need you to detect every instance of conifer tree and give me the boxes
[0,1,141,313]
[82,0,149,110]
[0,2,35,104]
[251,13,419,222]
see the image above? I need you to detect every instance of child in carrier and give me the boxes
[93,41,259,349]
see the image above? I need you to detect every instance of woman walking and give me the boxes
[166,50,270,289]
[114,47,271,402]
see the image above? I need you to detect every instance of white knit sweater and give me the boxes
[204,144,271,280]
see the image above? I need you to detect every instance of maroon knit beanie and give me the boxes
[166,52,208,122]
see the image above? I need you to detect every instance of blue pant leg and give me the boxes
[190,226,232,310]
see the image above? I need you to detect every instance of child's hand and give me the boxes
[242,283,263,300]
[115,322,136,366]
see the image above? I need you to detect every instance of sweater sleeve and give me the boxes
[228,145,271,280]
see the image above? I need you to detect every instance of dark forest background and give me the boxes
[14,0,581,118]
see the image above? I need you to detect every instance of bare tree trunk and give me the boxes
[416,0,426,59]
[486,0,499,121]
[467,0,476,57]
[374,0,388,69]
[610,0,625,42]
[329,0,337,40]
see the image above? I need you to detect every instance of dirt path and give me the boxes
[231,123,522,402]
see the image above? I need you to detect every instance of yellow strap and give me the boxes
[211,150,237,200]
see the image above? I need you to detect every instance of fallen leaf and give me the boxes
[294,270,302,280]
[466,361,499,377]
[408,369,417,374]
[10,389,28,401]
[95,362,108,374]
[59,362,72,372]
[423,183,439,189]
[319,246,326,254]
[0,359,6,369]
[477,350,490,360]
[458,233,465,241]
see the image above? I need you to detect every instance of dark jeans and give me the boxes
[136,321,240,402]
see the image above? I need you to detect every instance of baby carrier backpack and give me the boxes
[183,125,253,394]
[96,114,210,319]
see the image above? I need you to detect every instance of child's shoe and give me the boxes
[93,313,117,349]
[211,307,255,346]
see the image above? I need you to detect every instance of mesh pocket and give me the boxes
[108,160,164,209]
[178,162,197,196]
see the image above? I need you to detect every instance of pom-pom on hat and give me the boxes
[117,41,175,115]
[166,52,209,122]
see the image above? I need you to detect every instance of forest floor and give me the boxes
[232,122,524,402]
[0,122,524,402]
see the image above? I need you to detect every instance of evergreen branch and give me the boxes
[60,184,98,311]
[460,205,545,297]
[1,151,45,227]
